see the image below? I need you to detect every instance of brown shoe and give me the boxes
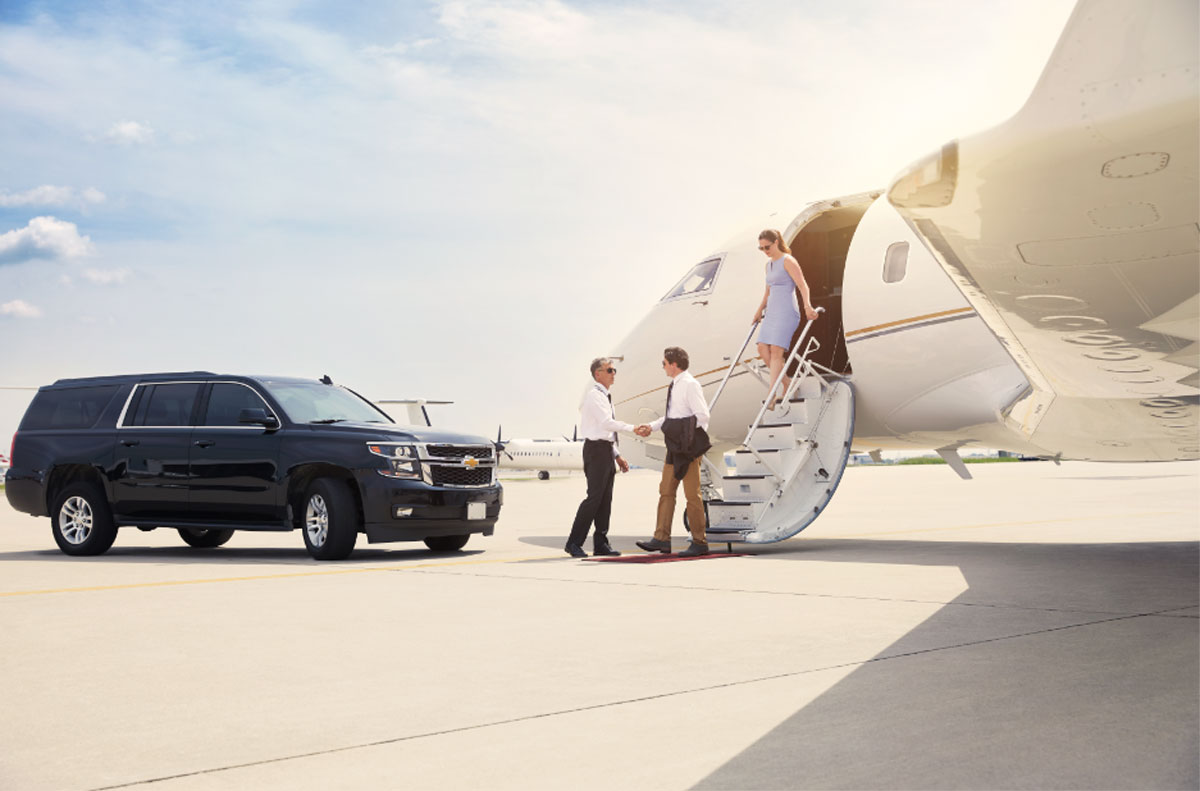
[635,538,672,554]
[678,541,709,557]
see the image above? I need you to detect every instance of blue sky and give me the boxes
[0,0,1075,442]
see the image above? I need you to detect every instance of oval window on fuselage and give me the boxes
[883,242,909,283]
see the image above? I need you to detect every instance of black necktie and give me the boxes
[607,392,618,447]
[665,380,674,417]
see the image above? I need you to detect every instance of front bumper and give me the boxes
[356,471,502,544]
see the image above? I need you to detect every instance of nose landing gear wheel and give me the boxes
[177,528,235,548]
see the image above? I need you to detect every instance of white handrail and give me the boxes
[708,320,761,411]
[743,307,825,446]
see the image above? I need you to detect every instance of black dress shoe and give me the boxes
[593,545,621,557]
[564,543,588,558]
[635,538,672,554]
[678,541,710,557]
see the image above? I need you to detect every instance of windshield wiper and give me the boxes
[309,418,346,424]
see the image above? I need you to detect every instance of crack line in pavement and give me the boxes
[401,567,1194,618]
[88,610,1173,790]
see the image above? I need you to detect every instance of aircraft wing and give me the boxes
[888,0,1198,460]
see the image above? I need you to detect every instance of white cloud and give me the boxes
[105,120,155,145]
[81,267,131,285]
[0,299,42,318]
[0,185,106,210]
[0,216,95,264]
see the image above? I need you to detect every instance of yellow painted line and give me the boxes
[836,511,1184,539]
[845,306,974,339]
[0,553,556,598]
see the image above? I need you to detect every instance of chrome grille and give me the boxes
[426,444,494,460]
[430,466,494,487]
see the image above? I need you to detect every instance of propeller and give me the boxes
[495,426,514,461]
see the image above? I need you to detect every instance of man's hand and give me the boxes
[634,424,652,437]
[616,456,630,473]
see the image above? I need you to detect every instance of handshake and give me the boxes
[633,424,653,438]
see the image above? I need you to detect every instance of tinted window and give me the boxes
[20,386,121,430]
[129,383,201,427]
[661,258,721,302]
[203,383,271,426]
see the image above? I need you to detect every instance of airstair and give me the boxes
[701,310,855,545]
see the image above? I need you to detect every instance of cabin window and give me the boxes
[883,242,908,283]
[660,257,722,302]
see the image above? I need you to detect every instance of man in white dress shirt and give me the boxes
[634,346,712,557]
[565,357,634,558]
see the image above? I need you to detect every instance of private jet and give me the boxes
[610,0,1198,545]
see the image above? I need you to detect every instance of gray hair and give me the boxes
[589,357,610,378]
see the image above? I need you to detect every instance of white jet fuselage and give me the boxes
[607,0,1197,468]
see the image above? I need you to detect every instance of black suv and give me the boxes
[4,372,502,560]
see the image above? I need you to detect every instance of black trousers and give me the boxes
[567,439,616,549]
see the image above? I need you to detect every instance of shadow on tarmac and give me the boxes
[0,544,487,566]
[684,538,1199,790]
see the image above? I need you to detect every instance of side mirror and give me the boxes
[238,408,279,429]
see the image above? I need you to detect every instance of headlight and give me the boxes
[368,443,420,479]
[368,443,417,458]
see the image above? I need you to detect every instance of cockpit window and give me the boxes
[660,257,722,302]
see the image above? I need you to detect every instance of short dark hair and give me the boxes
[590,357,610,378]
[663,346,689,370]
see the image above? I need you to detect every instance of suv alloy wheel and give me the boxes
[51,481,118,556]
[301,478,358,560]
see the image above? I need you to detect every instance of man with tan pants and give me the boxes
[634,346,712,557]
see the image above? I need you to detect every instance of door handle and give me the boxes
[194,440,216,448]
[120,439,140,447]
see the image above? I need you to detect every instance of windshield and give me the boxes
[661,257,721,302]
[263,382,393,425]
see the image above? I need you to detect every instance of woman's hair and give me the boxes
[758,229,791,255]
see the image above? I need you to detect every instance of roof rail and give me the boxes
[50,371,218,387]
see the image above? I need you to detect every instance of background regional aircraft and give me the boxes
[609,0,1198,545]
[495,432,584,480]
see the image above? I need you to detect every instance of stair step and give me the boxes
[749,423,798,451]
[707,499,762,530]
[720,474,773,503]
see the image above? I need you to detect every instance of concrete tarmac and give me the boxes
[0,461,1196,790]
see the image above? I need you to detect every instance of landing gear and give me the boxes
[537,471,549,480]
[178,528,234,548]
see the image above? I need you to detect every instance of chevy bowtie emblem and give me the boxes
[464,457,478,468]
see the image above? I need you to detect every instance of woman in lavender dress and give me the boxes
[751,229,818,408]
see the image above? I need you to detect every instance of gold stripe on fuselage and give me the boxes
[616,306,976,406]
[844,306,975,339]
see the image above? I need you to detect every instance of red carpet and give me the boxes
[585,552,751,563]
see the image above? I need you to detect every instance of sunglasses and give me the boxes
[605,367,617,374]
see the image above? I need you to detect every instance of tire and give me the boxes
[50,481,118,556]
[682,502,710,532]
[177,528,234,548]
[537,471,549,480]
[424,534,469,552]
[301,478,359,560]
